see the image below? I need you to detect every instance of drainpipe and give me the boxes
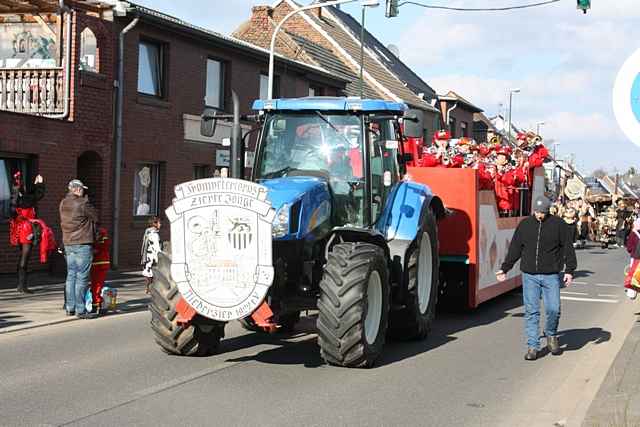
[112,15,140,269]
[446,102,458,133]
[49,0,72,119]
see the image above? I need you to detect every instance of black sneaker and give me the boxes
[65,310,75,316]
[77,313,98,320]
[524,348,538,361]
[547,336,561,355]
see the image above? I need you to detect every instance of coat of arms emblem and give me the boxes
[165,178,275,321]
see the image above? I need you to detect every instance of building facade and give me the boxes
[0,1,346,273]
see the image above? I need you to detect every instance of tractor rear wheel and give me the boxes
[388,209,439,340]
[317,243,390,368]
[149,252,224,356]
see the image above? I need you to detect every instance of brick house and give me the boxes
[233,0,440,141]
[437,91,483,139]
[0,0,117,273]
[472,112,499,144]
[0,1,346,273]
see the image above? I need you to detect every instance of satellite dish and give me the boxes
[387,44,400,58]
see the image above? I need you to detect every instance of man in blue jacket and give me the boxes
[496,195,577,361]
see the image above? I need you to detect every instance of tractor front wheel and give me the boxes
[317,243,390,368]
[149,252,224,356]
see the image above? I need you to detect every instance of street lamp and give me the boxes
[268,0,375,99]
[360,0,380,98]
[507,88,520,145]
[536,121,545,136]
[552,142,560,160]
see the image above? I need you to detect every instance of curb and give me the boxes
[0,305,149,335]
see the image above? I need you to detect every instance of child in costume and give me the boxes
[141,216,162,294]
[90,227,111,314]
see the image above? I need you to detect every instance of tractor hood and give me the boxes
[261,177,332,240]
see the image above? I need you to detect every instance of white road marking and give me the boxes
[598,294,620,298]
[595,283,621,288]
[572,281,588,285]
[561,296,619,303]
[561,291,589,296]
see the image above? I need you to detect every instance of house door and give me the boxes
[77,151,103,214]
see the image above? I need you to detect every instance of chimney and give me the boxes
[251,5,273,21]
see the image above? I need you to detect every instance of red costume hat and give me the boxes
[433,130,451,142]
[495,145,512,157]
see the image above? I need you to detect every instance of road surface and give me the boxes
[0,245,634,426]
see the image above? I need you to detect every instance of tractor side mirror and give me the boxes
[201,107,219,137]
[403,109,424,139]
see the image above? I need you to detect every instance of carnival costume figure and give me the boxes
[8,171,56,293]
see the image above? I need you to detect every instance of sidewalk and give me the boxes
[0,270,149,334]
[583,315,640,427]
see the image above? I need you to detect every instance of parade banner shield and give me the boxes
[165,178,275,321]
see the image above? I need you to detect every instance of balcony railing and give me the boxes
[0,68,64,116]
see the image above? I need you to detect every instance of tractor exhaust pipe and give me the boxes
[230,91,244,180]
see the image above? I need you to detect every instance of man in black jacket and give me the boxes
[496,195,577,361]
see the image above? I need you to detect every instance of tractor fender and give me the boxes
[381,181,441,298]
[327,227,390,259]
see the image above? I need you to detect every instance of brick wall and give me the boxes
[0,10,115,274]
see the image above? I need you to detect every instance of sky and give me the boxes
[131,0,640,174]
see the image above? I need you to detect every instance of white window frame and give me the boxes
[133,163,160,217]
[137,39,164,97]
[205,58,224,109]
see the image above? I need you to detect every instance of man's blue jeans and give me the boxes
[522,273,561,350]
[65,244,93,314]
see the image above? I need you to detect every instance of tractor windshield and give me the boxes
[257,113,363,179]
[255,112,366,225]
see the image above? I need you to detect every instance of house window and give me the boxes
[460,121,468,137]
[79,28,98,72]
[449,117,457,138]
[138,40,164,97]
[133,163,159,216]
[309,85,323,97]
[193,164,211,180]
[259,73,279,100]
[0,156,33,223]
[205,59,224,108]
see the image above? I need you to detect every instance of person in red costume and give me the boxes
[420,130,464,168]
[90,227,110,315]
[8,171,55,293]
[493,146,522,216]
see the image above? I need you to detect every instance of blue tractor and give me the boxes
[150,96,445,368]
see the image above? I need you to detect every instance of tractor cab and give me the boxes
[252,97,408,234]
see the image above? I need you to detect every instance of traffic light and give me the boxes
[385,0,399,18]
[577,0,591,14]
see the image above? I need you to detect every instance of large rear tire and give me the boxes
[317,243,390,368]
[149,252,224,356]
[388,208,439,340]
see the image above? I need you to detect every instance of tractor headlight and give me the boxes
[272,203,290,238]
